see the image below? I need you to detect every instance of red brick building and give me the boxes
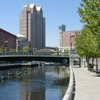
[58,25,81,52]
[0,28,17,52]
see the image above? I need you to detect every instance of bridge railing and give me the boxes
[0,52,69,56]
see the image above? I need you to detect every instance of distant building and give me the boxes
[58,25,81,52]
[16,34,29,52]
[0,28,16,52]
[20,3,45,52]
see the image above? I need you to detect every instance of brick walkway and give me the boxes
[73,67,100,100]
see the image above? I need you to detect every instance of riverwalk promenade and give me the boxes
[73,66,100,100]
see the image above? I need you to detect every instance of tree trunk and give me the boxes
[92,57,94,71]
[86,57,90,70]
[96,58,98,73]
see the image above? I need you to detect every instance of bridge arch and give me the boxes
[34,49,56,55]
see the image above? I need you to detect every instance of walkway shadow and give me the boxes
[88,69,100,77]
[91,74,100,77]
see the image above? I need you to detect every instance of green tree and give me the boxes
[76,28,100,57]
[64,49,69,56]
[0,46,3,52]
[9,48,16,52]
[75,27,100,68]
[9,49,13,52]
[23,46,30,52]
[77,0,100,70]
[78,0,100,35]
[78,1,100,25]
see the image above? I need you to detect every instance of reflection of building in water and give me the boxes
[19,89,45,100]
[50,67,69,78]
[59,67,70,78]
[49,67,69,99]
[59,67,69,99]
[19,68,45,100]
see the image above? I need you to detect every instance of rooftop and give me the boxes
[63,30,81,33]
[36,6,42,11]
[16,34,25,37]
[24,4,42,11]
[30,4,35,8]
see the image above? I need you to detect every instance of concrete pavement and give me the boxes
[73,67,100,100]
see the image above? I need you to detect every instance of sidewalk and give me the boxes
[73,67,100,100]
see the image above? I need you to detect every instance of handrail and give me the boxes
[62,65,74,100]
[0,52,69,56]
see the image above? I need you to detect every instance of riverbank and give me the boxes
[0,62,38,69]
[73,66,100,100]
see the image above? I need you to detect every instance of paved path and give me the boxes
[73,67,100,100]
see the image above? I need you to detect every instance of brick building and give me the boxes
[0,28,16,52]
[58,25,81,52]
[20,4,45,52]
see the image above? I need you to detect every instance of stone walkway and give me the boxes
[73,67,100,100]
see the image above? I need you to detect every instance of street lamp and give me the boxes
[5,40,9,55]
[17,44,20,55]
[3,40,8,53]
[5,40,8,51]
[70,42,72,50]
[16,39,20,52]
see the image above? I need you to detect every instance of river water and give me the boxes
[0,65,69,100]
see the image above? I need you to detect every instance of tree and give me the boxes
[78,0,100,35]
[9,48,16,52]
[75,27,100,67]
[23,46,30,53]
[77,0,100,71]
[78,1,100,24]
[64,49,69,56]
[76,28,100,57]
[0,46,3,52]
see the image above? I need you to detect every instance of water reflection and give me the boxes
[0,65,69,100]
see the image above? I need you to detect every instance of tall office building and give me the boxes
[20,4,45,52]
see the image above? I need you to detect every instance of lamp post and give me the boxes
[17,39,20,53]
[17,44,20,55]
[70,42,72,50]
[3,40,8,54]
[5,40,8,54]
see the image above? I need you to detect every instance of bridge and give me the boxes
[0,54,69,65]
[0,50,82,66]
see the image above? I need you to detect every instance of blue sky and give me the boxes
[0,0,83,47]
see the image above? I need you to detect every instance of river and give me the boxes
[0,64,69,100]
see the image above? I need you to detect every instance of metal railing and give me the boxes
[0,52,69,56]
